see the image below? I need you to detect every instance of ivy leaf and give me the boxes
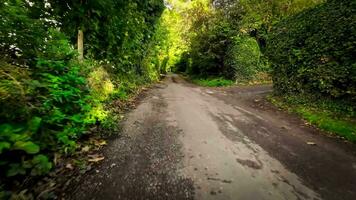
[13,141,40,154]
[0,142,11,154]
[9,134,30,143]
[31,154,52,176]
[28,117,42,133]
[7,163,26,177]
[0,124,13,137]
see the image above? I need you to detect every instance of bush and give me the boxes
[266,0,356,103]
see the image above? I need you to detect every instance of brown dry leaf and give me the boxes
[88,154,105,162]
[66,163,74,170]
[306,142,316,145]
[88,156,105,163]
[92,139,107,147]
[81,145,90,152]
[88,154,100,158]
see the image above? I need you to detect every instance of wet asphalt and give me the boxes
[69,75,356,200]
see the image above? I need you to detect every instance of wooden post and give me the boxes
[77,29,84,61]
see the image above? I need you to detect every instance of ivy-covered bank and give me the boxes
[0,0,171,195]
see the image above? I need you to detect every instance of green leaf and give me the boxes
[28,117,42,133]
[0,160,9,166]
[0,124,26,140]
[0,142,11,154]
[6,163,26,177]
[9,133,30,143]
[13,141,40,154]
[0,124,13,137]
[31,154,52,176]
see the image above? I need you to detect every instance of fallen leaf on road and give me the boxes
[88,154,105,162]
[81,145,90,152]
[88,157,105,162]
[306,142,316,145]
[66,163,74,170]
[91,139,107,147]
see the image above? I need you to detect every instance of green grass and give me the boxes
[192,77,234,87]
[268,95,356,142]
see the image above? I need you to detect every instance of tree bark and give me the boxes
[77,29,84,61]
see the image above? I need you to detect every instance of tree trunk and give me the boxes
[77,29,84,61]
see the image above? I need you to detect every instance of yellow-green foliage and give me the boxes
[85,104,109,124]
[153,0,196,72]
[88,67,115,102]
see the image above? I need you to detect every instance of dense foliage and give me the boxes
[185,1,250,80]
[173,0,323,83]
[0,0,166,183]
[266,0,356,103]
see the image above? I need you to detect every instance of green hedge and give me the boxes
[266,0,356,102]
[225,36,262,82]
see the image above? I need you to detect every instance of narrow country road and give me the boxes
[69,74,356,200]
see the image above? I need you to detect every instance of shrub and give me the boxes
[266,0,356,103]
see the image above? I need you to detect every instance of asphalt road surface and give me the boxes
[69,74,356,200]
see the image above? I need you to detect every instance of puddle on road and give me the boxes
[163,83,321,200]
